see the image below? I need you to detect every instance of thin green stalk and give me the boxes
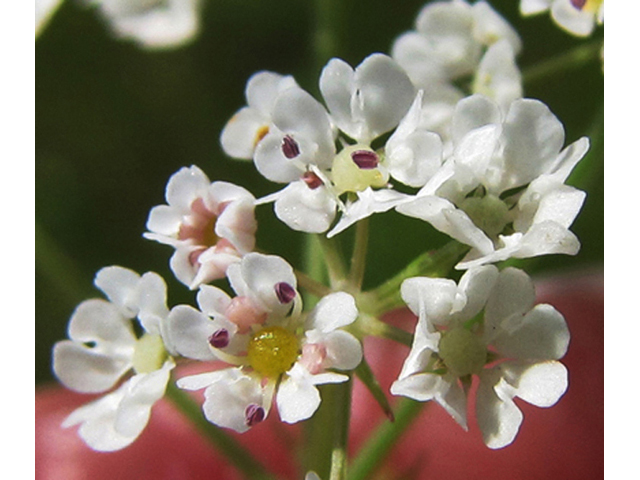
[349,399,427,480]
[318,234,348,289]
[354,313,413,347]
[165,382,277,480]
[296,267,333,299]
[328,376,353,480]
[348,217,369,293]
[523,39,602,86]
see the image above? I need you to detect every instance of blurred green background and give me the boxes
[36,0,603,385]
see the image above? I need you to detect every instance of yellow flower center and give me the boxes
[331,145,389,194]
[247,326,300,378]
[132,334,167,374]
[438,328,487,378]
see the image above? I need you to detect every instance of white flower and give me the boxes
[52,266,175,451]
[391,0,522,141]
[144,165,257,289]
[171,254,363,432]
[87,0,203,49]
[391,266,570,449]
[220,71,299,160]
[397,95,589,269]
[520,0,604,37]
[253,54,431,235]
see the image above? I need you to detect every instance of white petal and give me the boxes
[246,71,298,116]
[215,197,257,254]
[274,181,337,234]
[493,304,570,360]
[167,305,218,361]
[451,94,502,146]
[484,267,536,335]
[309,292,358,332]
[62,382,134,452]
[237,253,297,314]
[327,188,410,238]
[318,330,363,370]
[551,0,596,36]
[473,41,523,111]
[220,107,269,160]
[94,266,141,315]
[254,131,311,183]
[200,369,267,433]
[114,361,174,438]
[520,0,552,15]
[145,204,184,237]
[353,54,416,141]
[500,360,569,407]
[165,165,210,210]
[197,284,232,317]
[476,373,523,449]
[400,276,461,325]
[135,272,169,337]
[501,99,565,189]
[276,366,322,424]
[453,265,498,321]
[53,340,132,394]
[471,1,522,53]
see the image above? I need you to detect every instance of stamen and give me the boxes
[302,171,323,189]
[282,135,301,159]
[275,282,296,304]
[208,329,229,349]
[245,404,265,426]
[351,150,379,169]
[570,0,586,9]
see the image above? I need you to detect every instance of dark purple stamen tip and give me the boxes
[351,150,379,169]
[282,135,301,159]
[302,171,323,190]
[570,0,586,10]
[245,404,266,426]
[208,329,229,349]
[275,282,296,304]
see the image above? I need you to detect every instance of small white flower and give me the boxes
[220,71,299,160]
[171,254,363,432]
[391,266,570,449]
[144,165,257,289]
[52,266,175,451]
[87,0,203,49]
[520,0,604,37]
[397,95,589,268]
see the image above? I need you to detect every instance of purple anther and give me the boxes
[570,0,586,9]
[208,329,229,349]
[245,404,266,427]
[275,282,296,304]
[282,135,301,159]
[302,171,323,190]
[351,150,379,169]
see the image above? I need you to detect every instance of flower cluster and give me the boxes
[49,0,599,463]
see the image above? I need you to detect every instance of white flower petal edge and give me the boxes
[91,0,203,49]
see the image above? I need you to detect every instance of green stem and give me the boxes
[348,217,369,293]
[355,313,413,347]
[523,39,602,86]
[296,267,333,299]
[349,399,427,480]
[165,382,277,480]
[318,234,348,289]
[328,376,353,480]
